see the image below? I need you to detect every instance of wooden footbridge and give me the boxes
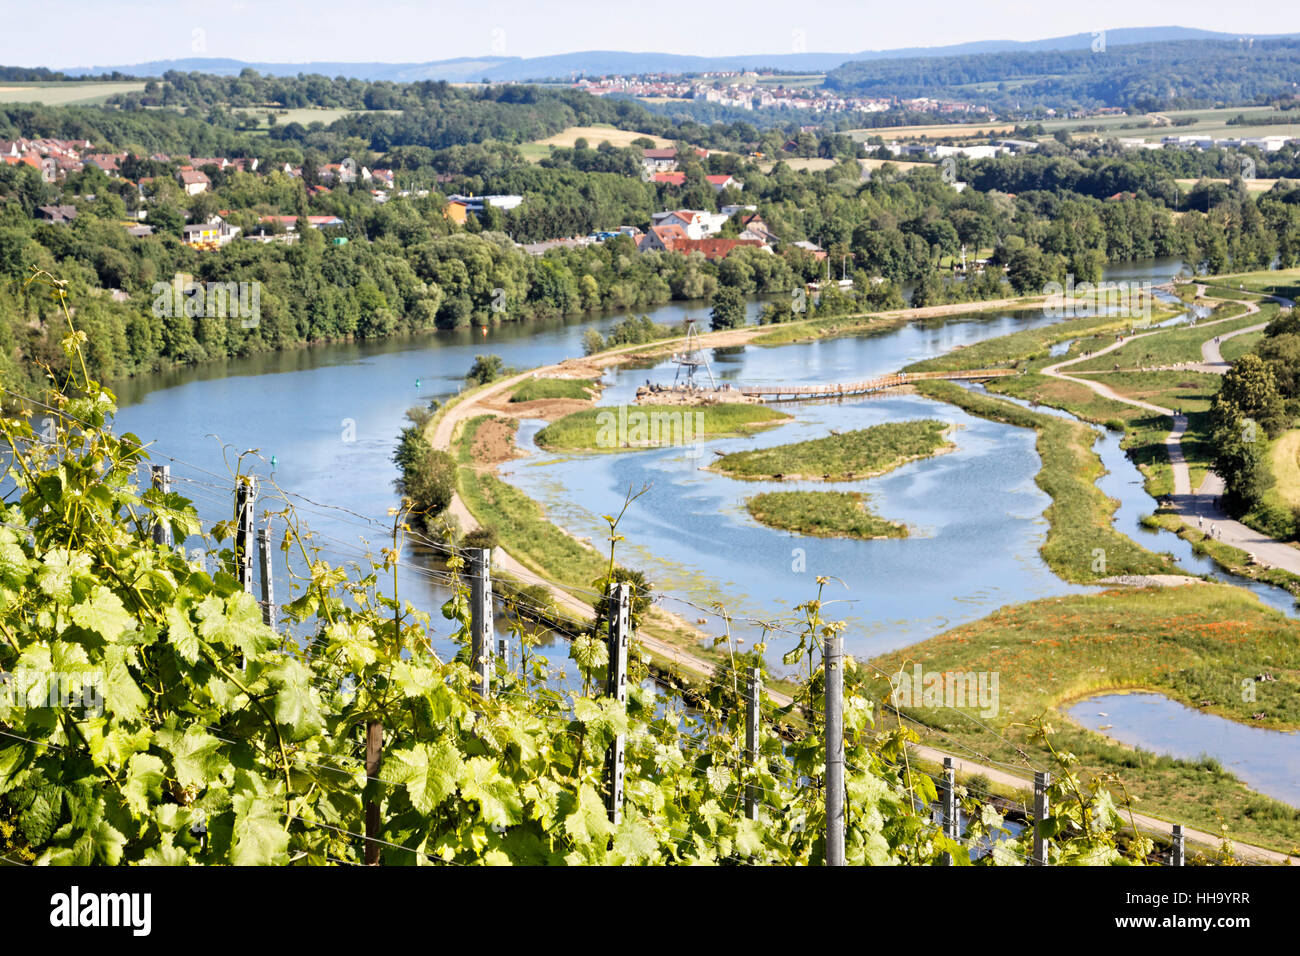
[736,368,1018,402]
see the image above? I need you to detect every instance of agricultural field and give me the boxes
[1175,177,1283,194]
[1049,106,1300,143]
[847,121,1016,141]
[0,80,146,105]
[521,124,671,161]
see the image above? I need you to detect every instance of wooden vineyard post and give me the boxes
[364,720,383,866]
[1170,824,1185,866]
[604,582,630,825]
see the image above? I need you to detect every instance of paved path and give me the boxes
[1042,295,1300,574]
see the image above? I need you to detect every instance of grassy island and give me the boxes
[534,403,790,452]
[746,490,908,539]
[711,419,953,481]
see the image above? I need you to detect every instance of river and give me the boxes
[112,256,1281,665]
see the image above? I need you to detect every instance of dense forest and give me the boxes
[826,38,1300,112]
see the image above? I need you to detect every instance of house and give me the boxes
[255,215,343,231]
[791,240,827,261]
[737,214,778,245]
[84,152,126,175]
[445,193,523,212]
[651,171,686,187]
[650,209,728,239]
[177,167,210,195]
[317,161,360,185]
[3,154,56,183]
[36,204,78,224]
[370,168,395,189]
[125,224,154,238]
[182,216,240,249]
[637,224,689,253]
[641,148,679,174]
[705,174,741,192]
[444,201,469,225]
[672,237,767,261]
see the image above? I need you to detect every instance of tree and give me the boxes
[709,285,745,331]
[392,423,456,528]
[466,353,504,385]
[1214,354,1285,438]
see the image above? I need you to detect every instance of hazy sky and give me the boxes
[2,0,1298,68]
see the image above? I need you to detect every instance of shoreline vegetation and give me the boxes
[709,419,953,481]
[746,490,908,539]
[914,380,1182,583]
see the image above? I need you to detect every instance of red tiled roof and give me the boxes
[673,238,765,260]
[652,172,686,186]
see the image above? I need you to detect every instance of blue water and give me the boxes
[1067,692,1300,807]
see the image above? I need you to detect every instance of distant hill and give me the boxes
[825,37,1300,111]
[57,27,1300,83]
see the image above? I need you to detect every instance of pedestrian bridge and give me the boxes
[735,368,1018,402]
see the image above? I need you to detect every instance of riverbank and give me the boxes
[913,282,1300,591]
[868,583,1300,853]
[914,381,1182,583]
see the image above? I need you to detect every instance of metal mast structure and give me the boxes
[671,319,716,389]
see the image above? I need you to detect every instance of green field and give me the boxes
[534,403,790,452]
[1220,330,1265,361]
[1203,267,1300,303]
[1045,106,1300,143]
[1068,306,1267,372]
[746,490,906,539]
[0,81,146,105]
[711,420,952,481]
[870,584,1300,853]
[509,377,595,402]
